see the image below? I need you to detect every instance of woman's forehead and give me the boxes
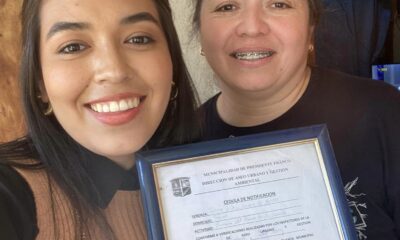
[39,0,160,24]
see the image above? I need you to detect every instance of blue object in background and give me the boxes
[372,64,400,90]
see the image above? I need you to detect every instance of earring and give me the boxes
[200,48,205,56]
[309,44,314,52]
[37,95,53,116]
[170,81,178,101]
[44,103,53,116]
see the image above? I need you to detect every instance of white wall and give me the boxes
[170,0,219,103]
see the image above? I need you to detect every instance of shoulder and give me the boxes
[0,164,31,195]
[199,93,219,112]
[311,66,400,108]
[0,163,38,239]
[312,66,398,92]
[199,93,225,140]
[199,93,219,126]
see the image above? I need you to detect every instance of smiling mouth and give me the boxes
[88,97,143,113]
[230,51,276,61]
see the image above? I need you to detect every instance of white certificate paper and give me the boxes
[153,140,344,240]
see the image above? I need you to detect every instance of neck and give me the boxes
[217,67,311,127]
[109,155,135,170]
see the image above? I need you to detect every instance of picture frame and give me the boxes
[136,125,357,240]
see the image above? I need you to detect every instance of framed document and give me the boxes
[136,125,357,240]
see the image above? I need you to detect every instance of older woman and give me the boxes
[193,0,400,239]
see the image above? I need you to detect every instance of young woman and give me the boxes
[193,0,400,239]
[0,0,199,239]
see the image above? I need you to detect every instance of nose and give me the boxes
[235,7,270,37]
[92,45,131,84]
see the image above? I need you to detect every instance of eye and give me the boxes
[271,2,292,9]
[215,3,237,12]
[125,35,154,45]
[58,43,87,54]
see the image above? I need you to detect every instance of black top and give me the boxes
[0,154,140,240]
[200,67,400,239]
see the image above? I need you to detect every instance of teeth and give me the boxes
[96,103,102,112]
[91,104,98,112]
[109,101,118,112]
[90,98,140,113]
[102,104,110,113]
[234,51,274,60]
[127,98,139,109]
[119,100,128,111]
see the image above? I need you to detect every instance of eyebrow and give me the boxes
[120,12,159,25]
[46,22,90,40]
[46,12,159,40]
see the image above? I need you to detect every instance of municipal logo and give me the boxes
[170,177,191,197]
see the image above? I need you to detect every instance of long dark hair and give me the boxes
[0,0,200,238]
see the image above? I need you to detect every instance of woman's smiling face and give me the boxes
[39,0,173,168]
[199,0,313,96]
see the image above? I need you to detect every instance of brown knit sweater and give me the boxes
[16,167,147,239]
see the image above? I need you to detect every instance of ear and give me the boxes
[38,80,49,103]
